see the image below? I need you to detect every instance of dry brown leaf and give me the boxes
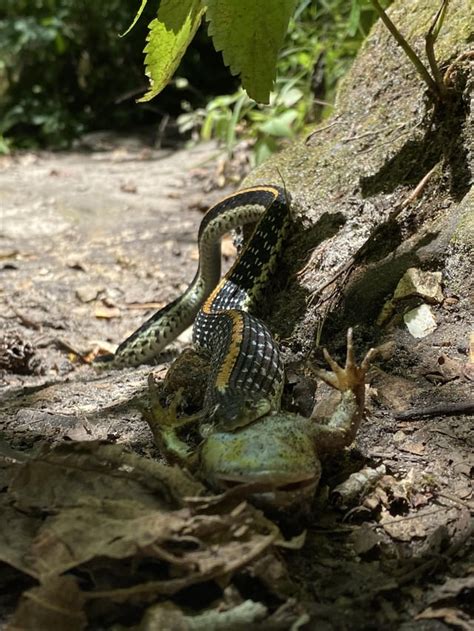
[0,502,41,578]
[3,441,282,610]
[9,442,202,512]
[368,368,418,411]
[360,469,432,516]
[9,576,86,631]
[416,606,473,630]
[399,441,426,455]
[424,354,467,384]
[380,509,428,541]
[350,525,382,556]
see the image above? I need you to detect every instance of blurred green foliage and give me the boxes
[0,1,147,148]
[178,0,392,165]
[0,0,234,149]
[0,0,390,155]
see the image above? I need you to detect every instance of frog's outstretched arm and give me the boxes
[145,374,202,467]
[308,328,377,454]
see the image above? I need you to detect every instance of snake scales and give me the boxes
[98,185,291,429]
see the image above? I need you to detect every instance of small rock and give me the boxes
[120,181,137,194]
[394,268,443,304]
[94,305,121,319]
[76,285,101,303]
[404,304,437,338]
[393,430,406,443]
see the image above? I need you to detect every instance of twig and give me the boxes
[425,0,450,99]
[357,126,412,154]
[382,507,449,526]
[124,301,165,310]
[436,492,473,510]
[399,163,440,208]
[305,118,342,144]
[394,401,474,420]
[370,0,439,97]
[342,122,406,144]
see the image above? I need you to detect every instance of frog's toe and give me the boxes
[312,328,376,394]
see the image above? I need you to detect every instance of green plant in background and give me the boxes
[0,0,236,149]
[0,0,391,154]
[0,0,163,148]
[177,0,392,165]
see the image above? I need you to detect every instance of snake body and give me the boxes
[101,186,291,428]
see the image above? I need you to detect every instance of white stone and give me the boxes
[404,304,437,338]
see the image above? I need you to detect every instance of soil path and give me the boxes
[0,140,228,449]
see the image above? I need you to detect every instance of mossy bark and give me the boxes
[243,0,472,361]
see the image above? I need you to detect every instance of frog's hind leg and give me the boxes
[313,328,376,406]
[308,328,377,453]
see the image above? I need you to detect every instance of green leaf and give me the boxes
[279,86,303,108]
[258,110,298,137]
[139,0,205,103]
[206,0,298,103]
[121,0,150,37]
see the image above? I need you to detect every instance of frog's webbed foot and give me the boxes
[312,328,376,403]
[146,373,202,467]
[308,329,377,451]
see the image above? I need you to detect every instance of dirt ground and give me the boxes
[0,138,473,630]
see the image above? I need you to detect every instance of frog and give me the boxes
[145,328,376,510]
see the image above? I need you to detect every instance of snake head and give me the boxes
[202,395,273,436]
[199,413,320,511]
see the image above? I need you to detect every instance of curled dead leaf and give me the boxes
[332,465,386,508]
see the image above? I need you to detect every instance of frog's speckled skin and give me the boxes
[147,330,375,510]
[200,389,364,510]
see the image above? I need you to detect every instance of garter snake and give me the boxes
[98,185,291,429]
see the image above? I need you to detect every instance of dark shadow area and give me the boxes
[361,87,471,203]
[264,211,347,340]
[321,243,438,346]
[0,3,237,149]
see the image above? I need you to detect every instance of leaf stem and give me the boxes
[370,0,439,97]
[425,0,450,99]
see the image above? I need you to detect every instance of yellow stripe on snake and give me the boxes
[97,186,291,429]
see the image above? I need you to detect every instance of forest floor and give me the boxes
[0,137,472,630]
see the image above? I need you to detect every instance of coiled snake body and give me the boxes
[99,186,291,428]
